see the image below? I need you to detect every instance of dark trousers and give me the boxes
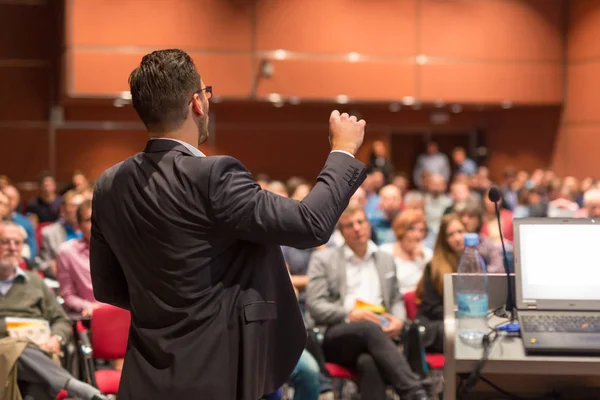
[17,346,100,400]
[322,321,421,400]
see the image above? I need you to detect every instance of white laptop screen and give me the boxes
[519,223,600,301]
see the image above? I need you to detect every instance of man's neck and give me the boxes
[150,126,198,148]
[0,267,16,281]
[350,243,369,259]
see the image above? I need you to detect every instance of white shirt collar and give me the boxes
[343,240,378,262]
[151,138,205,157]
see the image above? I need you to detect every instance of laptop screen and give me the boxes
[518,222,600,302]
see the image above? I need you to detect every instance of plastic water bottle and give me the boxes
[456,233,488,347]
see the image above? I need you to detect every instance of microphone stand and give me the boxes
[494,202,517,324]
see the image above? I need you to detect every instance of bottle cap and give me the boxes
[464,233,479,247]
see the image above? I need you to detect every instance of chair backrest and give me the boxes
[91,304,130,359]
[403,291,417,321]
[35,222,52,251]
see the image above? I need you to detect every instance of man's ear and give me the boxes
[191,93,205,117]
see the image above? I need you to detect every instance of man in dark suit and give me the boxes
[89,49,367,400]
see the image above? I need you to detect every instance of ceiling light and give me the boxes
[347,52,360,62]
[267,93,282,103]
[273,49,288,60]
[336,95,349,104]
[402,96,415,106]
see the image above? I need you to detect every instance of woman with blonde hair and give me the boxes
[379,209,432,294]
[415,213,467,353]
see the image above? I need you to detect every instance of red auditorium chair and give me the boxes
[78,304,130,395]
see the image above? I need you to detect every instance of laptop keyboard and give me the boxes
[522,315,600,333]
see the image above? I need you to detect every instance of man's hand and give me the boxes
[348,308,382,325]
[381,313,404,339]
[42,336,62,354]
[329,110,366,156]
[82,303,100,317]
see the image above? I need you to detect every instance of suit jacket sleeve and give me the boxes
[89,191,130,310]
[208,152,366,248]
[386,258,407,321]
[306,251,347,326]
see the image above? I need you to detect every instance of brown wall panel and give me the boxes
[54,129,147,182]
[0,67,50,121]
[68,0,252,50]
[568,0,600,61]
[0,129,49,182]
[555,125,600,179]
[0,4,52,59]
[68,51,253,97]
[255,59,416,100]
[486,108,561,180]
[420,0,563,61]
[564,61,600,123]
[255,0,416,56]
[420,63,563,103]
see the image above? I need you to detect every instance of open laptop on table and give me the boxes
[514,218,600,355]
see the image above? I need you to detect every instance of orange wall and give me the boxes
[64,0,564,105]
[551,0,600,178]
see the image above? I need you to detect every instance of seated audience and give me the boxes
[39,190,85,276]
[547,185,579,218]
[368,184,402,245]
[3,185,36,262]
[368,140,394,182]
[454,199,504,273]
[25,173,63,224]
[443,181,476,215]
[0,221,107,400]
[379,209,432,294]
[451,147,477,177]
[363,170,385,215]
[415,214,466,353]
[60,170,90,195]
[266,181,289,197]
[307,206,430,400]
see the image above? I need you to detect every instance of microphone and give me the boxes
[487,186,517,324]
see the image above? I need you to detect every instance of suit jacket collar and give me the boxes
[336,242,392,311]
[143,138,205,157]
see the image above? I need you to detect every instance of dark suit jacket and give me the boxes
[89,139,366,400]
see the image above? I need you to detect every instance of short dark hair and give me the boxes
[76,200,92,224]
[129,49,201,133]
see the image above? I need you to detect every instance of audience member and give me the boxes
[0,221,106,400]
[451,147,477,177]
[39,190,85,276]
[368,140,394,181]
[363,170,385,215]
[481,192,514,244]
[443,181,475,215]
[413,141,450,189]
[424,174,452,242]
[575,188,600,218]
[547,185,579,218]
[390,173,409,196]
[307,206,429,400]
[369,184,402,245]
[415,214,466,353]
[3,185,36,262]
[255,173,270,190]
[25,173,63,224]
[266,180,289,197]
[379,209,432,294]
[454,198,504,273]
[61,170,90,195]
[55,200,98,315]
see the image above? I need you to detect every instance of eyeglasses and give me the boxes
[0,239,23,246]
[201,85,212,99]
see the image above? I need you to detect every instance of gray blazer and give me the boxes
[39,222,66,263]
[306,246,406,329]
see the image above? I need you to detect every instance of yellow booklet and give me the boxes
[355,299,386,314]
[5,317,51,347]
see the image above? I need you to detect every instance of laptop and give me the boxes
[514,218,600,355]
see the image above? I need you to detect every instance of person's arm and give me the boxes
[417,264,444,321]
[90,193,130,310]
[208,152,366,248]
[290,275,309,291]
[56,249,92,312]
[306,251,347,325]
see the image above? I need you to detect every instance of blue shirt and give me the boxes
[11,212,37,261]
[64,222,83,241]
[0,266,28,296]
[456,158,478,176]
